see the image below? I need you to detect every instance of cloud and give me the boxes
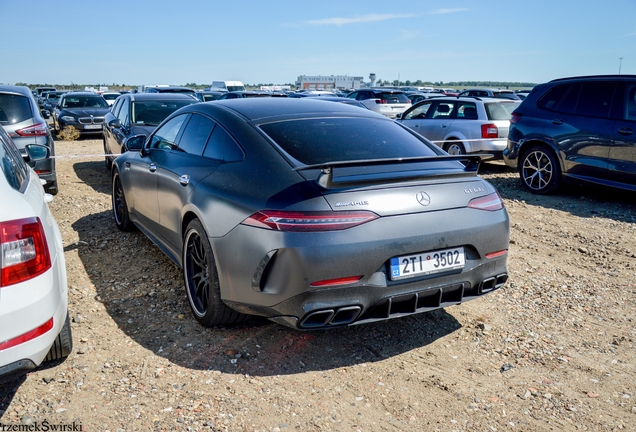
[304,13,416,26]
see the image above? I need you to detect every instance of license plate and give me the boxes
[389,247,465,280]
[84,124,102,129]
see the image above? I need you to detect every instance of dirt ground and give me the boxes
[1,137,635,432]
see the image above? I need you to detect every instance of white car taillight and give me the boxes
[15,123,49,137]
[1,217,51,287]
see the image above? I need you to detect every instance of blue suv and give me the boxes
[503,75,636,194]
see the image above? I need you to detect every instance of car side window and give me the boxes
[624,83,636,121]
[456,102,478,119]
[404,102,432,120]
[176,114,215,156]
[0,133,28,191]
[575,82,617,118]
[117,98,130,126]
[428,102,455,119]
[538,84,572,111]
[111,98,123,118]
[149,114,188,150]
[203,123,244,162]
[346,91,358,100]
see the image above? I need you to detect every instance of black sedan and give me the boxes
[111,99,509,329]
[102,93,197,169]
[52,92,110,134]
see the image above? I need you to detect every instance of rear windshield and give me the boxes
[61,96,109,108]
[132,100,194,126]
[485,102,520,120]
[259,117,438,165]
[376,93,410,103]
[102,93,120,100]
[0,94,32,124]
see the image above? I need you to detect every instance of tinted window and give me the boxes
[575,82,617,118]
[149,114,188,150]
[203,124,244,162]
[259,118,437,165]
[376,92,409,103]
[0,94,32,124]
[625,83,636,121]
[485,102,520,120]
[456,102,478,120]
[111,98,124,118]
[176,114,214,155]
[60,96,109,108]
[0,130,28,191]
[132,100,193,126]
[538,84,571,111]
[556,83,580,114]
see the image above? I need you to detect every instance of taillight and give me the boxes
[0,318,54,351]
[510,112,522,124]
[1,217,51,287]
[468,192,504,211]
[15,123,49,137]
[375,99,388,104]
[481,123,498,139]
[310,275,363,287]
[485,250,508,259]
[242,210,378,232]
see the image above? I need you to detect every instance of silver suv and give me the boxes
[397,96,520,158]
[0,85,57,194]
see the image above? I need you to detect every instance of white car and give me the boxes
[0,126,71,383]
[397,96,520,158]
[101,92,122,106]
[345,89,411,118]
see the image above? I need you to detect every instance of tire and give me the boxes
[444,140,465,155]
[103,140,112,170]
[44,313,73,362]
[53,118,60,134]
[183,219,248,327]
[519,145,562,194]
[112,170,136,231]
[45,180,58,196]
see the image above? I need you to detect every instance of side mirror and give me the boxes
[24,144,50,164]
[395,113,403,120]
[108,118,122,129]
[124,134,146,152]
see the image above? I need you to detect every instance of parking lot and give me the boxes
[0,137,633,431]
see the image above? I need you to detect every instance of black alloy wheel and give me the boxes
[183,219,247,327]
[112,171,136,231]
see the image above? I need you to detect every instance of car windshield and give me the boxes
[131,100,194,126]
[485,102,521,120]
[259,117,438,165]
[0,94,32,124]
[61,96,109,108]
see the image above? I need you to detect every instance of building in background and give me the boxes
[295,75,364,91]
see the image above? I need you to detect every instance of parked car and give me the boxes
[42,91,66,114]
[504,74,636,194]
[310,96,369,109]
[345,89,411,118]
[52,92,110,135]
[0,85,58,194]
[144,86,196,97]
[111,98,509,329]
[101,92,122,106]
[408,92,445,105]
[458,88,521,100]
[195,91,225,102]
[102,93,198,168]
[397,96,520,158]
[216,91,272,100]
[0,126,72,383]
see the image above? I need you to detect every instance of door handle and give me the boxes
[149,163,157,172]
[179,174,190,186]
[618,127,634,135]
[551,118,563,125]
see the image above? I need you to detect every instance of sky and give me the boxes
[1,0,636,87]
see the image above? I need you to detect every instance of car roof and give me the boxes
[548,74,636,83]
[61,91,103,97]
[0,85,34,97]
[412,96,515,104]
[180,97,388,122]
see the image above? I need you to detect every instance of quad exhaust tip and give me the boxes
[300,306,362,329]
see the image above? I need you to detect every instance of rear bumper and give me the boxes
[212,206,509,329]
[503,139,520,169]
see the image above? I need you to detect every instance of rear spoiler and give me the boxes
[293,154,493,189]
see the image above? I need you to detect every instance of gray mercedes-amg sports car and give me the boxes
[111,98,509,329]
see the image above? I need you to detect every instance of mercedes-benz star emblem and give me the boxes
[416,191,431,206]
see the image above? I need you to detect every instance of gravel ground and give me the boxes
[1,138,635,431]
